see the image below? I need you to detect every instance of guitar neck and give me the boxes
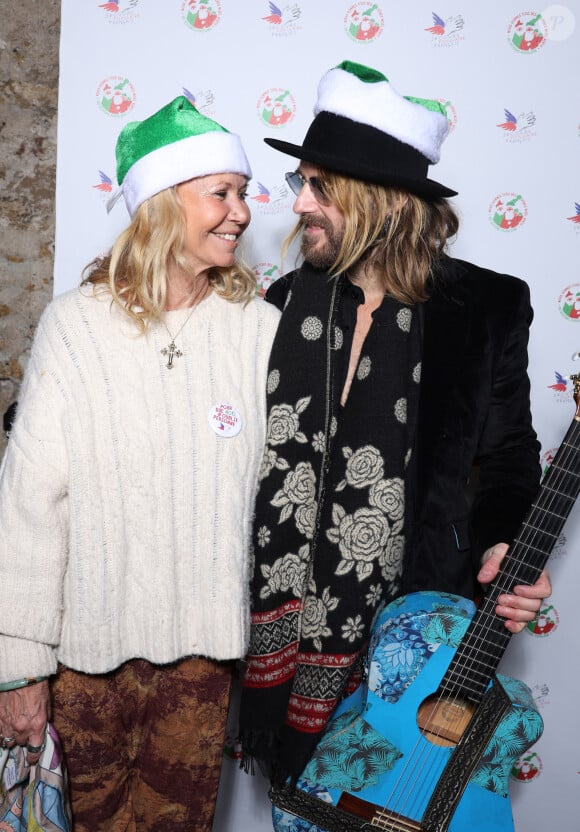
[444,414,580,702]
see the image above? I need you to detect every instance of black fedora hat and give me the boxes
[265,60,457,200]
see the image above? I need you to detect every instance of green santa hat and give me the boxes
[112,95,252,217]
[265,60,457,199]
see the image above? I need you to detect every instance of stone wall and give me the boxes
[0,0,61,457]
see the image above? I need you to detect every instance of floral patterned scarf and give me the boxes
[239,264,421,784]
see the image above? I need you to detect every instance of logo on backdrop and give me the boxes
[181,0,222,31]
[540,446,566,477]
[223,730,243,761]
[96,77,136,116]
[253,263,282,297]
[261,2,302,35]
[488,193,527,231]
[540,447,558,477]
[250,181,291,214]
[548,370,568,393]
[182,87,216,117]
[558,284,580,320]
[511,751,543,782]
[344,3,385,42]
[547,370,573,404]
[496,108,537,142]
[256,88,296,127]
[97,0,140,23]
[531,681,551,709]
[424,11,465,45]
[551,530,569,560]
[567,202,580,231]
[437,99,458,132]
[507,11,548,53]
[92,170,114,205]
[526,604,559,636]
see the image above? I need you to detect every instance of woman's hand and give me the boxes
[0,679,50,763]
[477,543,552,633]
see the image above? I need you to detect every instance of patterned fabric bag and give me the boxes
[0,724,72,831]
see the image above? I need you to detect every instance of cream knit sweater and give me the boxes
[0,286,280,680]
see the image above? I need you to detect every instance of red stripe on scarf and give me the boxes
[286,693,339,732]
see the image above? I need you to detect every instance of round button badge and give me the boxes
[208,403,243,437]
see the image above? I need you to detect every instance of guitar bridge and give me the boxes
[338,792,421,831]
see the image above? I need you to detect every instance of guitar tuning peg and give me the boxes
[572,351,580,362]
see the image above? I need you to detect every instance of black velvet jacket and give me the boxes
[266,255,541,602]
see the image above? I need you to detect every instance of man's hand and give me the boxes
[478,543,552,633]
[0,679,50,764]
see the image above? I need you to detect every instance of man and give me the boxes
[239,61,549,787]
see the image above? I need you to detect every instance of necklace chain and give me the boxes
[160,304,198,370]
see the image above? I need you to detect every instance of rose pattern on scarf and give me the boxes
[259,543,310,600]
[326,446,405,586]
[302,581,339,651]
[412,362,422,383]
[394,397,407,424]
[267,368,280,394]
[295,502,318,539]
[259,447,290,481]
[369,477,404,522]
[267,397,311,446]
[271,461,317,525]
[327,505,391,581]
[379,533,405,584]
[336,445,384,492]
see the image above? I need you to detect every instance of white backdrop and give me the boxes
[54,2,579,829]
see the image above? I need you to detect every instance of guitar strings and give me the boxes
[373,417,580,828]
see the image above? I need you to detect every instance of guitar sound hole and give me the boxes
[417,693,476,747]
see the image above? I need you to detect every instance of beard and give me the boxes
[299,213,344,269]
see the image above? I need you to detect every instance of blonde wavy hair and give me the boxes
[82,186,256,331]
[283,169,459,305]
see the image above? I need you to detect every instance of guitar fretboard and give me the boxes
[443,416,580,702]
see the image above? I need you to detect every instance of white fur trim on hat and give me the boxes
[314,66,449,164]
[122,131,252,217]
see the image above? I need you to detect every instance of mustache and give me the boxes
[298,213,334,234]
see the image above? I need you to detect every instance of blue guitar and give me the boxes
[271,376,580,832]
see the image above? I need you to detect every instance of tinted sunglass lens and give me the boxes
[285,172,304,196]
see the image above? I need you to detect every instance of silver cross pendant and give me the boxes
[161,341,183,369]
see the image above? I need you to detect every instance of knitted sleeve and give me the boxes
[0,308,69,681]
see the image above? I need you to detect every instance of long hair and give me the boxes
[82,186,256,331]
[283,169,459,304]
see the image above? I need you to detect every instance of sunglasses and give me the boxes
[284,171,330,205]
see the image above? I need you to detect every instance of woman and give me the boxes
[0,96,280,830]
